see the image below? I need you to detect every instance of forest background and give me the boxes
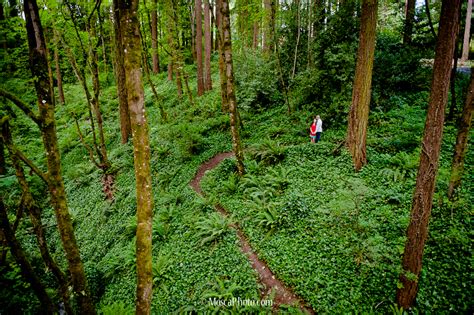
[0,0,472,314]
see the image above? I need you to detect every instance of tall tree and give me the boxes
[396,0,461,309]
[448,67,474,199]
[263,0,276,53]
[196,0,205,95]
[151,0,160,73]
[461,0,472,62]
[113,0,131,143]
[403,0,416,44]
[218,0,245,175]
[346,0,378,172]
[117,0,154,313]
[23,0,96,313]
[204,0,212,91]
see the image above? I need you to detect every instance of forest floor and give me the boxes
[190,151,314,313]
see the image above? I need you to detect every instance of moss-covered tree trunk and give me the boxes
[216,0,228,113]
[196,0,205,96]
[396,0,461,309]
[53,30,65,105]
[113,0,131,144]
[263,0,276,53]
[219,0,245,175]
[23,1,96,313]
[448,68,474,199]
[346,0,377,172]
[151,0,160,74]
[204,0,213,91]
[118,0,154,313]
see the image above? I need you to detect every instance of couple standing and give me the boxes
[309,116,323,143]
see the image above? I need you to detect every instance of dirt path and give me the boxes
[190,152,314,313]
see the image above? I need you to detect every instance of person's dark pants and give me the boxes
[315,132,322,143]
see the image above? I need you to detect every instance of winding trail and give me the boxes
[190,152,314,313]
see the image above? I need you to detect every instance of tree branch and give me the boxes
[0,88,41,126]
[0,117,49,184]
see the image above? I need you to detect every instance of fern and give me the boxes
[195,213,231,246]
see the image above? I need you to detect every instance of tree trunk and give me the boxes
[0,199,55,314]
[216,0,228,112]
[204,0,213,91]
[461,0,472,62]
[191,5,197,61]
[448,67,474,199]
[151,0,160,73]
[396,0,461,309]
[425,0,437,40]
[346,0,378,172]
[196,0,205,96]
[53,30,65,104]
[23,1,96,313]
[403,0,415,44]
[118,0,154,313]
[219,0,245,175]
[447,38,461,122]
[113,0,131,144]
[263,0,275,53]
[291,0,301,80]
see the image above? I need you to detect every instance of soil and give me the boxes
[190,152,314,314]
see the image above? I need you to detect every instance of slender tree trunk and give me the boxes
[253,19,259,50]
[204,0,213,91]
[291,0,301,80]
[0,199,55,314]
[219,0,245,175]
[118,0,154,313]
[113,0,131,144]
[167,60,173,80]
[461,0,472,62]
[24,1,96,313]
[396,0,461,309]
[196,0,205,95]
[448,67,474,199]
[151,0,160,73]
[191,5,197,61]
[447,38,461,122]
[425,0,437,40]
[403,0,415,45]
[216,0,228,112]
[347,0,378,172]
[53,30,65,104]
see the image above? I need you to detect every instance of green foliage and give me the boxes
[195,212,232,246]
[248,139,286,166]
[98,301,134,315]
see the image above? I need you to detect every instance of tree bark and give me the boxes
[24,1,96,313]
[263,0,275,53]
[424,0,437,40]
[219,0,245,175]
[447,36,461,122]
[113,0,131,144]
[118,0,154,313]
[461,0,472,62]
[204,0,213,91]
[291,0,301,80]
[403,0,415,45]
[196,0,205,96]
[53,30,65,105]
[0,199,55,314]
[216,0,228,112]
[151,0,160,73]
[396,0,461,309]
[448,67,474,199]
[346,0,378,172]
